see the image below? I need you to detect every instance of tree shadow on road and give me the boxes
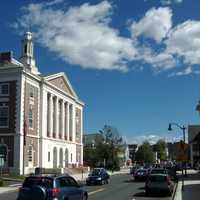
[133,191,146,197]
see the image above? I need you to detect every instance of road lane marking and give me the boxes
[88,188,105,196]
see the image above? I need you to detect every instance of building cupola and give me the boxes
[20,32,40,75]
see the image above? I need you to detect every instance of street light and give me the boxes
[168,123,186,143]
[195,100,200,113]
[168,122,187,191]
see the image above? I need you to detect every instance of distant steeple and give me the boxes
[20,32,40,75]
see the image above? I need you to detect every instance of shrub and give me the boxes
[0,179,4,187]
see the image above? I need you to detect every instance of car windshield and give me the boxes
[23,177,53,189]
[137,170,146,173]
[149,175,167,182]
[91,169,101,176]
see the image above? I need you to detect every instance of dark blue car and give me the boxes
[86,168,110,185]
[16,174,88,200]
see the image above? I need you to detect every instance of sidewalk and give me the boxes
[174,169,200,200]
[0,168,129,194]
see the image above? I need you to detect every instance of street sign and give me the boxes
[176,141,188,161]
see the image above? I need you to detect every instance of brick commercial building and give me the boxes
[0,32,84,175]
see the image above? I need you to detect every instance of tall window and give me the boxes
[28,145,33,162]
[48,152,51,162]
[0,83,9,96]
[28,108,33,128]
[29,86,34,98]
[24,44,27,54]
[71,153,73,162]
[0,103,9,128]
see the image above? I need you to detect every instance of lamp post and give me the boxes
[168,123,187,191]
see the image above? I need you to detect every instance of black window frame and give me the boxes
[0,103,9,128]
[0,83,9,96]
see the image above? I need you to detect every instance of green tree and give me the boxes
[84,125,126,171]
[135,141,155,164]
[99,125,126,171]
[153,139,167,161]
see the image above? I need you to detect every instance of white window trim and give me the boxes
[0,104,9,128]
[28,107,33,129]
[28,145,34,167]
[0,83,9,96]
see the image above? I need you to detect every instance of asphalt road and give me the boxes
[0,173,172,200]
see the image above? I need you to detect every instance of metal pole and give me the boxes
[183,127,187,176]
[182,162,184,191]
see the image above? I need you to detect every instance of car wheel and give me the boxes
[86,182,90,186]
[30,186,46,200]
[100,180,104,185]
[145,190,149,196]
[168,189,173,196]
[83,193,88,200]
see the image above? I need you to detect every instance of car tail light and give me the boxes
[50,188,60,197]
[166,176,171,185]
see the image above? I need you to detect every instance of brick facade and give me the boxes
[0,81,17,133]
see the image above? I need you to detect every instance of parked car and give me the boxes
[16,174,88,200]
[130,166,138,175]
[145,174,174,196]
[86,168,110,185]
[133,169,149,181]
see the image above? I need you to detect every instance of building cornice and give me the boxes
[42,79,84,106]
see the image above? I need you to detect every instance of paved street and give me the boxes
[0,173,172,200]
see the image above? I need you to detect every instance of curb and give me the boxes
[0,187,18,195]
[171,181,178,200]
[1,177,23,182]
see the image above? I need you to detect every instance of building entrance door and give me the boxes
[0,144,7,167]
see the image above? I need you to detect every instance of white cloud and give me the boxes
[175,0,183,3]
[127,134,181,145]
[137,46,176,71]
[166,20,200,65]
[161,0,183,5]
[161,0,171,5]
[15,1,137,71]
[130,7,172,43]
[169,66,200,77]
[14,1,200,76]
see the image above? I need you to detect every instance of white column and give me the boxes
[61,100,65,140]
[69,103,73,142]
[47,93,50,137]
[72,105,76,143]
[67,103,70,141]
[80,109,83,144]
[64,102,68,140]
[55,97,59,138]
[49,94,53,138]
[52,96,56,137]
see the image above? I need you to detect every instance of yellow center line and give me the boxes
[88,188,105,196]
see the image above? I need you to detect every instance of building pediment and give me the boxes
[44,73,78,98]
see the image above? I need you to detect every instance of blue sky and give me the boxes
[1,0,200,143]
